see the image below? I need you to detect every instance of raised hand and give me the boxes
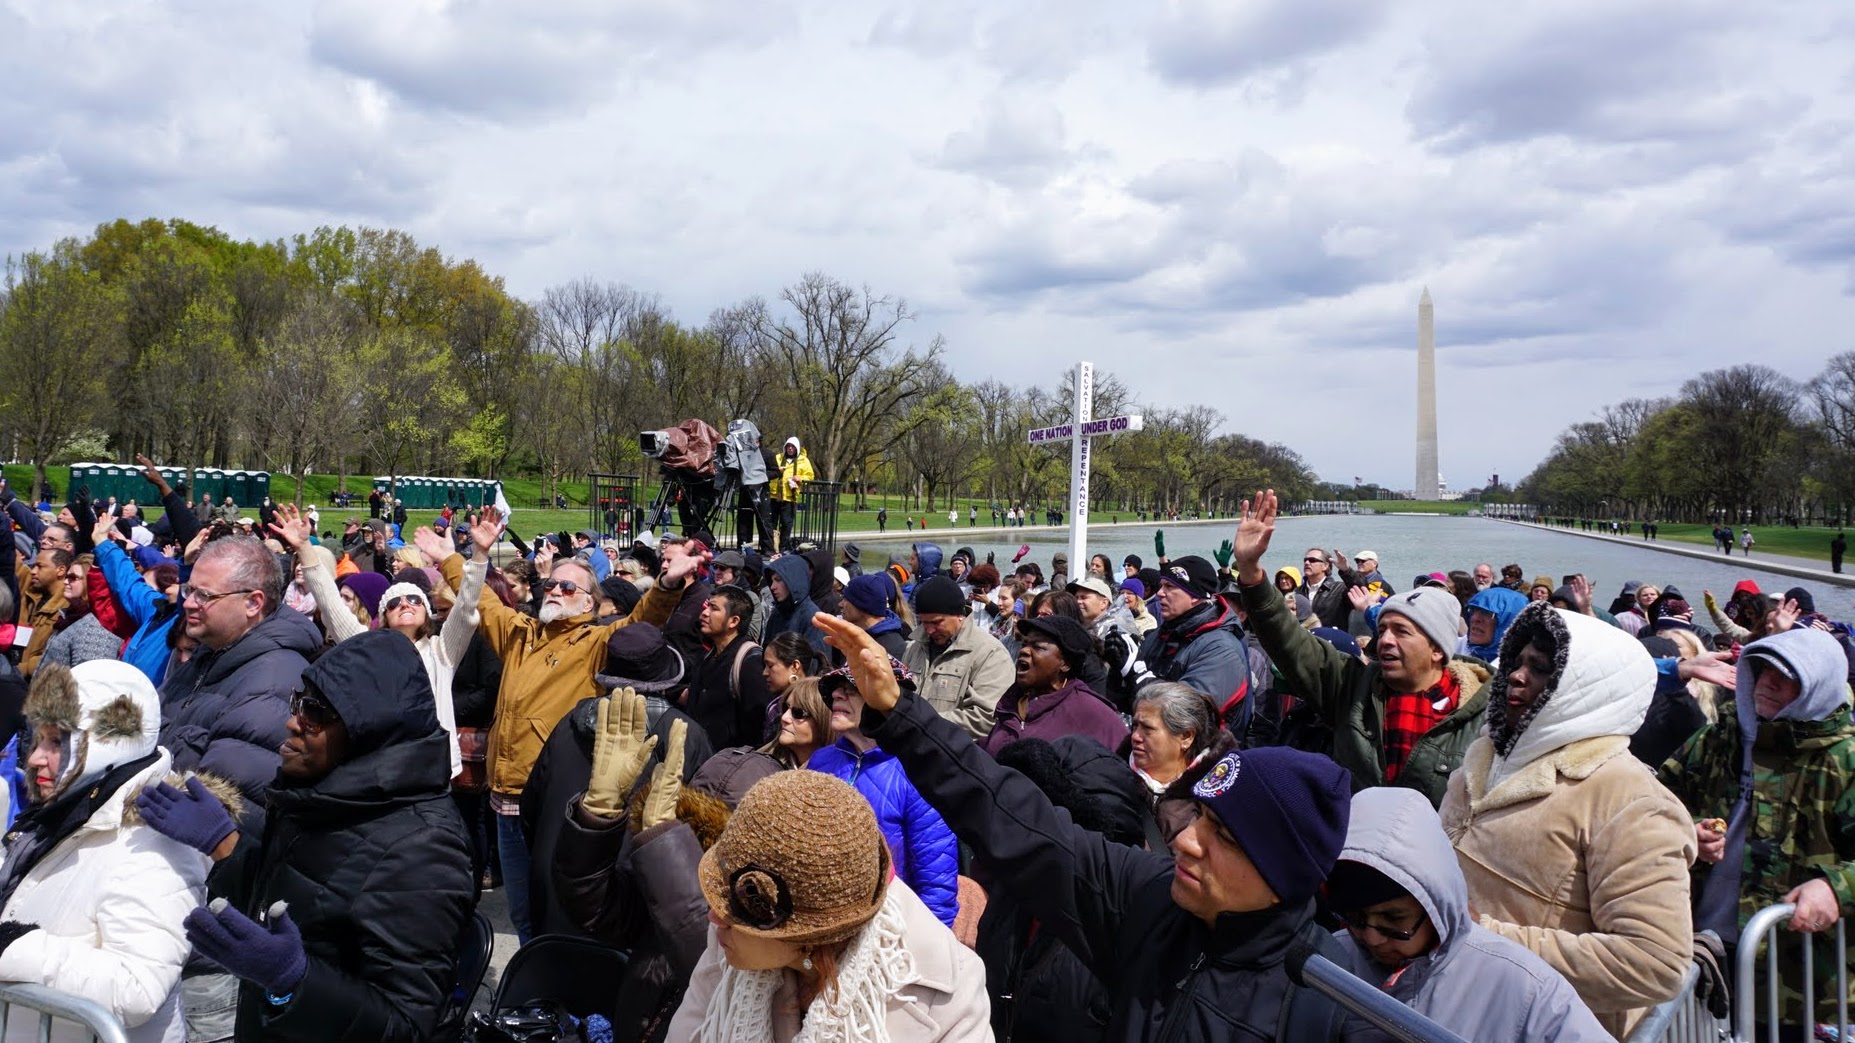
[817,613,902,713]
[268,504,313,551]
[91,508,120,548]
[470,505,504,557]
[582,688,657,819]
[661,542,707,589]
[135,454,173,498]
[1678,650,1738,689]
[1347,585,1374,612]
[1232,489,1278,587]
[639,718,688,832]
[412,526,454,567]
[1213,539,1234,570]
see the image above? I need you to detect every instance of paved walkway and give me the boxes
[1497,520,1855,589]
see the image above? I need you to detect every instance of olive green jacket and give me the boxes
[1239,581,1490,807]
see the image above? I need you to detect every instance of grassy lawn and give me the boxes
[1646,523,1845,563]
[3,463,1080,540]
[1357,500,1481,515]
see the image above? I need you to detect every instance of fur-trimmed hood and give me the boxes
[24,660,161,800]
[121,767,246,830]
[1482,604,1654,791]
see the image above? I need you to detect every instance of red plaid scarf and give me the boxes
[1382,669,1460,783]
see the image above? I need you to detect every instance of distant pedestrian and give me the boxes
[1741,528,1755,556]
[877,506,888,532]
[969,505,977,527]
[1833,530,1846,574]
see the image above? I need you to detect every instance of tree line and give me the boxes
[1519,360,1855,524]
[0,218,1319,513]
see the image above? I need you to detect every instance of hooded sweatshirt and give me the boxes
[1693,626,1854,942]
[1460,587,1529,666]
[762,555,824,658]
[1441,604,1695,1037]
[1334,788,1611,1043]
[770,437,813,504]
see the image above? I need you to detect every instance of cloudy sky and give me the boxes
[4,0,1852,490]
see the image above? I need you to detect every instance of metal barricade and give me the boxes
[1624,963,1731,1043]
[1735,902,1850,1042]
[0,983,129,1043]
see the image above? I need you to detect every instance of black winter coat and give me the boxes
[217,630,474,1043]
[450,631,502,729]
[867,691,1358,1043]
[160,607,319,835]
[520,694,712,937]
[684,635,771,749]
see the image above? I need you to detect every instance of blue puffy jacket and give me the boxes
[95,540,182,685]
[808,738,960,926]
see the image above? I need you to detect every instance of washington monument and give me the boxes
[1415,288,1439,499]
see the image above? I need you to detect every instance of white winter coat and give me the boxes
[0,749,213,1043]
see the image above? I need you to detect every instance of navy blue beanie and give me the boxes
[843,574,893,618]
[1190,747,1352,904]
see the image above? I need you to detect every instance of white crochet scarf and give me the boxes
[693,887,918,1043]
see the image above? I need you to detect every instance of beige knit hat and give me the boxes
[697,770,891,946]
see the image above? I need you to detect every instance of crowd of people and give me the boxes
[0,461,1851,1042]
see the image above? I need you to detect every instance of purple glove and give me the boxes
[1012,544,1031,564]
[136,777,235,855]
[185,900,306,996]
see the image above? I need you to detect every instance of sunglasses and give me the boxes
[1303,556,1325,564]
[383,595,425,613]
[541,578,583,595]
[1333,909,1428,942]
[289,691,340,735]
[783,703,810,722]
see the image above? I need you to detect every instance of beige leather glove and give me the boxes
[638,719,688,832]
[582,688,657,819]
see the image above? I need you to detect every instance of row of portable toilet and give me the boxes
[66,463,271,508]
[370,476,503,511]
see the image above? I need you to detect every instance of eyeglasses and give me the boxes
[541,579,583,595]
[289,690,340,735]
[725,864,794,930]
[181,585,255,606]
[383,595,425,613]
[783,703,810,722]
[1333,909,1428,942]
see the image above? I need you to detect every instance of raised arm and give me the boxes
[444,507,534,657]
[1231,490,1364,721]
[816,613,1170,983]
[275,507,364,644]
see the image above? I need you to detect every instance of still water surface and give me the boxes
[854,515,1849,613]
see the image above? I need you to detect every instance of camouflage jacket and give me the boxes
[1660,702,1855,1020]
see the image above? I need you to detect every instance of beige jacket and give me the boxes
[902,618,1017,742]
[1442,734,1696,1039]
[667,881,993,1042]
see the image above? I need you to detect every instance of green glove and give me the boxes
[1154,530,1166,558]
[1214,540,1234,569]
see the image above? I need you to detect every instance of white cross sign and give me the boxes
[1026,362,1144,571]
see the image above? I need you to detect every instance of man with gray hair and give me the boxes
[158,535,320,827]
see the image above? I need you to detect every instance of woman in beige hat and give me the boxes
[667,770,991,1042]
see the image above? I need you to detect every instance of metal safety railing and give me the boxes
[1735,902,1850,1043]
[1286,941,1470,1043]
[1624,962,1731,1043]
[0,983,129,1043]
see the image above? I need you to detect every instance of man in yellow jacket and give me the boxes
[441,506,700,942]
[769,436,814,550]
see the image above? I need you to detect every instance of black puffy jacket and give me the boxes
[159,606,320,835]
[216,630,475,1043]
[867,690,1356,1043]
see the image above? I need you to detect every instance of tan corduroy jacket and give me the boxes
[1441,734,1697,1040]
[442,554,682,795]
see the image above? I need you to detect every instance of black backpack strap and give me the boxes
[1277,922,1350,1042]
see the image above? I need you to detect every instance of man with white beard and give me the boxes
[438,506,701,942]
